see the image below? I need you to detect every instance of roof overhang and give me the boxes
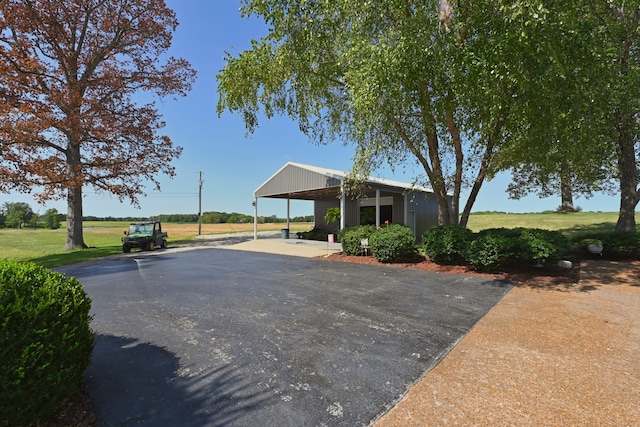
[254,162,433,201]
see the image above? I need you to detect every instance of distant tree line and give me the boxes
[150,212,314,224]
[0,202,313,228]
[0,202,61,229]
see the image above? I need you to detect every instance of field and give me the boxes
[0,212,637,268]
[465,211,634,236]
[0,222,313,268]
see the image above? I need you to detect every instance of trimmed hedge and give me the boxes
[369,224,418,263]
[517,228,572,264]
[420,226,573,272]
[338,225,376,255]
[465,228,525,272]
[465,227,571,272]
[422,225,474,264]
[0,260,95,425]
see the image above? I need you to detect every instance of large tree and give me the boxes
[4,201,32,228]
[588,0,640,231]
[493,1,639,230]
[217,0,525,227]
[0,0,195,249]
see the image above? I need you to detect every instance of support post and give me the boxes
[375,189,381,227]
[286,198,291,231]
[340,183,346,231]
[253,197,258,240]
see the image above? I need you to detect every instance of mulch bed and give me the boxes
[323,252,582,290]
[23,389,96,427]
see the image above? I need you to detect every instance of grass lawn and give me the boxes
[465,211,636,237]
[2,222,313,268]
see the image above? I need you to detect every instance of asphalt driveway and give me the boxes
[58,248,511,426]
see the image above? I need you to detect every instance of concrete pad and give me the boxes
[221,237,343,258]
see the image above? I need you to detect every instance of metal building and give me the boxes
[253,162,444,241]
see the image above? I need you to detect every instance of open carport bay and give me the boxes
[58,248,511,427]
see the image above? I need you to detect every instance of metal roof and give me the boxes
[254,162,433,199]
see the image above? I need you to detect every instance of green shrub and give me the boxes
[296,228,330,241]
[369,224,418,263]
[573,231,640,259]
[465,228,571,272]
[517,228,572,264]
[422,225,474,264]
[465,228,523,272]
[338,225,376,255]
[0,260,94,425]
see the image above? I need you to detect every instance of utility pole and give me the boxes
[198,171,203,235]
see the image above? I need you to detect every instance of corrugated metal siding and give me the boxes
[406,191,440,242]
[392,195,404,225]
[344,199,360,228]
[313,198,368,230]
[255,164,341,197]
[314,199,339,231]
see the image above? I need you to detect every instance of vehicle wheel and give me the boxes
[123,244,131,253]
[161,239,167,249]
[149,240,155,251]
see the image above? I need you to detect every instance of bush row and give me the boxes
[423,226,573,272]
[0,260,95,425]
[423,225,640,272]
[338,223,640,270]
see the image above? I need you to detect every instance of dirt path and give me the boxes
[374,259,640,426]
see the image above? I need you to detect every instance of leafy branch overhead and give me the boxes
[218,1,538,227]
[218,0,640,231]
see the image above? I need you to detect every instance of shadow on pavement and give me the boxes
[87,335,278,427]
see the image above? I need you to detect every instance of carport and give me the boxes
[253,162,443,241]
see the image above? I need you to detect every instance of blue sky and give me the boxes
[2,1,620,218]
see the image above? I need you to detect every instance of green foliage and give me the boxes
[465,228,525,272]
[465,228,571,272]
[422,225,474,264]
[556,205,583,213]
[0,260,94,425]
[369,224,417,263]
[217,1,528,227]
[296,228,329,241]
[324,208,341,224]
[338,225,376,255]
[43,208,61,229]
[573,231,640,259]
[517,228,572,264]
[4,202,34,229]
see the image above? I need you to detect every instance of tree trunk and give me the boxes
[65,185,87,249]
[459,107,506,227]
[560,171,576,212]
[615,127,638,231]
[435,190,453,225]
[65,142,87,250]
[445,96,462,225]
